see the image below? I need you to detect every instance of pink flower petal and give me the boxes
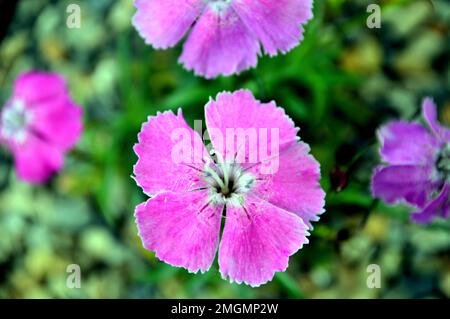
[135,190,223,273]
[250,142,325,229]
[232,0,313,56]
[411,184,450,224]
[14,71,67,104]
[378,121,439,166]
[219,195,309,287]
[30,96,83,151]
[134,110,209,195]
[205,90,299,164]
[371,165,436,207]
[444,203,450,219]
[422,97,450,142]
[132,0,204,49]
[11,135,64,184]
[423,98,440,134]
[179,6,260,78]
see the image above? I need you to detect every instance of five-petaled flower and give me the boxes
[0,71,83,184]
[132,0,313,79]
[133,89,325,287]
[372,98,450,223]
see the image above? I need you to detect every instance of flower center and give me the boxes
[437,143,450,182]
[207,0,232,13]
[0,99,32,144]
[204,151,255,207]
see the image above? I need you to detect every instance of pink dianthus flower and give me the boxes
[132,0,313,78]
[0,71,83,183]
[133,89,325,286]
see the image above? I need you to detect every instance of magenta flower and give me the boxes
[372,98,450,223]
[132,0,313,79]
[133,89,325,286]
[0,71,83,184]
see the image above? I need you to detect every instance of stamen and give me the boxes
[203,160,226,189]
[204,149,255,207]
[215,151,230,194]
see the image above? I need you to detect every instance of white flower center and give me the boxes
[0,99,32,144]
[204,151,255,207]
[207,0,232,13]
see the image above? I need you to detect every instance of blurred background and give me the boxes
[0,0,449,298]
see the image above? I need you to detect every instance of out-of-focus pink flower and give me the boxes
[132,0,314,78]
[0,71,83,184]
[133,89,325,287]
[372,98,450,223]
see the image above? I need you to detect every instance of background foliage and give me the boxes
[0,0,449,298]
